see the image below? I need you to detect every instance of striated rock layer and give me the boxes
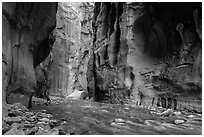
[50,2,93,97]
[2,2,57,108]
[88,2,202,112]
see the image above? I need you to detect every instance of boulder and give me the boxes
[39,113,53,118]
[114,118,125,123]
[174,119,185,124]
[39,118,50,123]
[47,128,59,135]
[27,118,36,122]
[25,127,38,135]
[173,111,182,116]
[8,103,28,112]
[187,115,196,118]
[21,105,29,112]
[8,110,23,117]
[111,122,125,127]
[4,128,25,135]
[66,90,88,99]
[25,112,35,117]
[58,128,67,135]
[35,129,48,135]
[2,121,11,134]
[159,109,174,117]
[4,116,22,125]
[49,119,60,128]
[9,103,22,110]
[10,123,21,129]
[20,116,27,121]
[24,123,35,128]
[37,122,51,133]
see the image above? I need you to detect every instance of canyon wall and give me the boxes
[2,2,202,114]
[50,2,93,97]
[2,2,57,109]
[88,2,202,112]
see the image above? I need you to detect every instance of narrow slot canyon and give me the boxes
[2,2,202,135]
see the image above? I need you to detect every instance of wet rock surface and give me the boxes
[2,102,64,135]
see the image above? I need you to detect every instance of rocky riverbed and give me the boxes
[2,103,62,135]
[2,96,202,135]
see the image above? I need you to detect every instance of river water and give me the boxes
[31,96,202,135]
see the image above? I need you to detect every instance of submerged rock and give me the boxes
[114,118,125,123]
[174,119,185,124]
[187,115,196,118]
[174,111,182,116]
[39,118,50,123]
[39,113,53,118]
[159,109,174,116]
[111,122,125,127]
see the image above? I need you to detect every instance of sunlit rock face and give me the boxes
[2,2,57,108]
[88,2,202,111]
[51,2,93,97]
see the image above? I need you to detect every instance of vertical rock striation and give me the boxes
[2,2,57,108]
[89,2,135,103]
[51,2,93,97]
[88,2,202,112]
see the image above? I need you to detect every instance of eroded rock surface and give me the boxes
[2,2,57,108]
[88,2,202,112]
[2,2,202,135]
[50,2,93,97]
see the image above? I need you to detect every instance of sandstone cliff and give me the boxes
[88,2,202,112]
[50,2,93,97]
[2,2,202,114]
[2,2,57,109]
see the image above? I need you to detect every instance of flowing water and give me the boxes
[31,96,202,135]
